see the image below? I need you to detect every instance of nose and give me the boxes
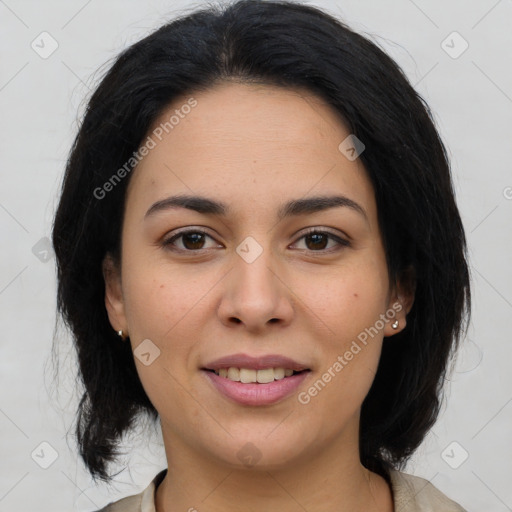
[217,239,294,332]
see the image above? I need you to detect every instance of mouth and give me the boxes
[201,353,312,405]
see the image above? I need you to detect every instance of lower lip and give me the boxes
[203,370,310,406]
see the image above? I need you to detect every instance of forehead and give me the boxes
[126,82,375,220]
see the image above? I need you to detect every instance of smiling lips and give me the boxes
[202,353,311,405]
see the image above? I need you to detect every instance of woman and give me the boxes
[52,1,470,510]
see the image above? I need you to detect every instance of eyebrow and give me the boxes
[144,194,368,223]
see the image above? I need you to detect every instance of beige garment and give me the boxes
[96,469,466,511]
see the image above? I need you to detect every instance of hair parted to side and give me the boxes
[52,0,470,483]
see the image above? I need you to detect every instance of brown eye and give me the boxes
[180,232,207,250]
[163,229,219,252]
[293,229,350,252]
[304,232,329,250]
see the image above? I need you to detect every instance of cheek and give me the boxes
[294,258,389,339]
[122,257,207,341]
[121,265,207,411]
[296,257,389,397]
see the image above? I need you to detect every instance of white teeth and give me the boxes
[273,368,285,380]
[214,367,299,383]
[256,368,274,383]
[240,368,257,383]
[227,367,240,381]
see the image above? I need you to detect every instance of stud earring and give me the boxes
[391,320,399,329]
[117,329,128,341]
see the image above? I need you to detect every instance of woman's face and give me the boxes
[104,82,409,470]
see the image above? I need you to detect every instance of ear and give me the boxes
[102,253,127,335]
[383,265,416,338]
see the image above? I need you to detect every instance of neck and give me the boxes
[155,429,393,512]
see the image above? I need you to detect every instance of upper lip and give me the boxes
[203,353,310,371]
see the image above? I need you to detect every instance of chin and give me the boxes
[202,425,316,470]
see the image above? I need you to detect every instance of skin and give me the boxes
[103,82,414,512]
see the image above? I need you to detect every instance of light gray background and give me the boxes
[1,0,511,510]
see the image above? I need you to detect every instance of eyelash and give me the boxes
[162,227,350,254]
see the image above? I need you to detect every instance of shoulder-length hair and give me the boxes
[52,0,471,482]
